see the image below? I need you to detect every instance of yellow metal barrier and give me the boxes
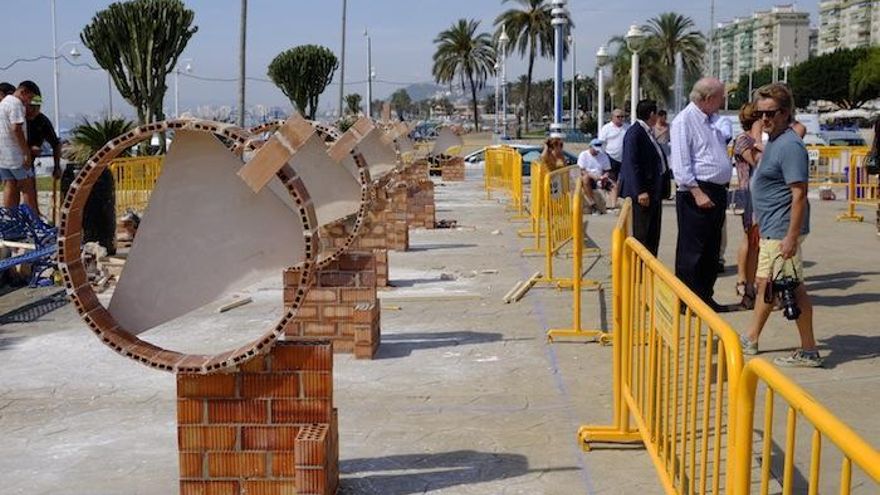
[484,146,504,199]
[539,166,581,282]
[546,178,610,343]
[110,156,164,216]
[484,146,526,220]
[732,358,880,495]
[805,146,871,186]
[519,161,547,253]
[578,236,745,494]
[837,149,879,222]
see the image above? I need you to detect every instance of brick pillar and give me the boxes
[406,180,436,229]
[283,251,381,359]
[177,341,339,495]
[440,156,466,181]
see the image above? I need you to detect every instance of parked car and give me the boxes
[819,131,866,146]
[464,144,578,176]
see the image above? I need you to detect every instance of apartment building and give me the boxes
[712,5,810,84]
[818,0,880,54]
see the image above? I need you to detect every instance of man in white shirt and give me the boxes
[598,108,628,207]
[0,81,39,208]
[577,138,612,213]
[670,78,732,311]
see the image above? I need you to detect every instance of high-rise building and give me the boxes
[712,5,810,85]
[818,0,880,54]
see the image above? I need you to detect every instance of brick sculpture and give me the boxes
[177,341,339,495]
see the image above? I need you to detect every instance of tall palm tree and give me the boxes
[645,13,705,82]
[494,0,554,132]
[432,19,496,131]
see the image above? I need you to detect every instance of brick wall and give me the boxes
[405,180,436,229]
[283,252,381,359]
[177,341,339,495]
[440,156,466,182]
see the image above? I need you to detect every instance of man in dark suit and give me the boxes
[619,99,669,256]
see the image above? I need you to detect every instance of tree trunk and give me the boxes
[467,70,479,132]
[525,43,536,133]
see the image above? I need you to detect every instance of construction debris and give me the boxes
[217,295,253,313]
[434,219,458,229]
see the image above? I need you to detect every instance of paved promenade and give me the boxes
[0,140,877,493]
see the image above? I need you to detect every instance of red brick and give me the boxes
[322,305,354,320]
[306,289,338,302]
[178,426,237,450]
[240,374,298,398]
[302,322,337,336]
[179,452,204,478]
[295,467,328,495]
[207,399,269,424]
[271,452,297,477]
[241,480,298,495]
[179,480,239,495]
[317,272,358,287]
[207,451,267,478]
[271,343,332,372]
[242,426,298,450]
[238,355,267,373]
[271,399,332,423]
[339,288,373,303]
[294,423,328,467]
[300,372,333,399]
[177,374,236,399]
[178,399,204,424]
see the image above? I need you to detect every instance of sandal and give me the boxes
[737,281,756,310]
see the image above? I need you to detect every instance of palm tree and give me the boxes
[494,0,554,132]
[432,19,496,131]
[645,13,705,82]
[606,35,672,108]
[67,117,136,163]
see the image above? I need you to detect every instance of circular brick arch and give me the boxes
[243,120,373,271]
[57,119,319,374]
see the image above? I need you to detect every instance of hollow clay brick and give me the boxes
[178,426,237,451]
[240,375,299,398]
[178,399,204,425]
[206,399,270,424]
[270,342,332,372]
[177,374,237,399]
[241,426,299,450]
[299,372,333,399]
[240,480,299,495]
[271,399,332,424]
[294,423,329,467]
[207,451,267,478]
[179,452,204,478]
[179,480,239,495]
[270,452,297,477]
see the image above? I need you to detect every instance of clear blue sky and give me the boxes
[0,0,820,124]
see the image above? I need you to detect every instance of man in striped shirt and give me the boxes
[670,78,732,311]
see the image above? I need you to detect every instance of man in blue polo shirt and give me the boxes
[740,83,821,368]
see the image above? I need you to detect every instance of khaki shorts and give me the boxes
[757,237,806,281]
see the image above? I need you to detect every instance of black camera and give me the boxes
[772,276,801,321]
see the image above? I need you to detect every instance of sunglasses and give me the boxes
[755,109,781,119]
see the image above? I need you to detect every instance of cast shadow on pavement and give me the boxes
[339,450,578,495]
[375,331,532,359]
[406,243,478,252]
[817,334,880,369]
[805,270,880,292]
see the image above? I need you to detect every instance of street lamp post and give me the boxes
[174,59,193,118]
[499,24,509,138]
[550,0,569,138]
[625,23,646,124]
[596,45,609,129]
[364,28,372,119]
[569,35,576,132]
[494,61,500,137]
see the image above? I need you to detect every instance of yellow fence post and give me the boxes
[837,149,876,222]
[731,359,880,495]
[520,161,546,252]
[547,179,611,343]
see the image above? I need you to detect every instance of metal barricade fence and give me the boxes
[546,178,609,343]
[732,358,879,495]
[519,161,547,254]
[540,166,577,282]
[503,147,526,219]
[109,156,164,216]
[838,149,879,222]
[579,236,745,494]
[484,147,504,198]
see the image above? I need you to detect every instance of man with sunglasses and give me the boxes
[740,83,821,368]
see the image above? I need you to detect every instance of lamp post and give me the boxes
[499,24,510,138]
[596,45,608,130]
[364,28,372,119]
[568,34,576,132]
[782,56,791,83]
[174,58,193,118]
[550,0,569,138]
[338,0,346,118]
[51,0,81,130]
[625,23,646,124]
[493,60,500,137]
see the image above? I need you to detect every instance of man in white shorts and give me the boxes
[0,81,39,208]
[576,138,612,213]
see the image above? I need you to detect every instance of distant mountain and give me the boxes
[399,82,493,102]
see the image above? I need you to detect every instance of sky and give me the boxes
[0,0,821,126]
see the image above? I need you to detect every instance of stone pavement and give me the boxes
[0,151,877,494]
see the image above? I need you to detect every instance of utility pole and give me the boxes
[238,0,247,127]
[708,0,716,77]
[338,0,346,118]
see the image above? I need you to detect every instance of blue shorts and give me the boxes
[0,167,34,181]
